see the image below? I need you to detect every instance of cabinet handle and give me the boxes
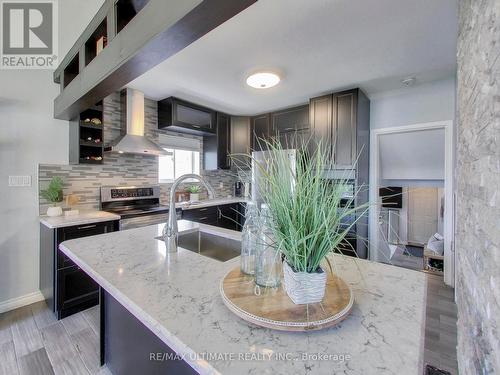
[192,125,201,128]
[199,208,208,211]
[77,224,97,230]
[199,216,209,221]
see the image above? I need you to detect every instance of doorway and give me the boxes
[369,121,454,286]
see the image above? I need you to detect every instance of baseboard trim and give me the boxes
[0,291,45,314]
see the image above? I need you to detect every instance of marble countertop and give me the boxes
[59,221,426,375]
[39,210,120,229]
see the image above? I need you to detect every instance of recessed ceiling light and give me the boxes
[246,72,280,89]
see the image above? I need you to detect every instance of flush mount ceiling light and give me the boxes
[246,72,280,89]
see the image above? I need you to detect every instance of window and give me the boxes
[159,148,200,183]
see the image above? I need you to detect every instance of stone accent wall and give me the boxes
[456,1,500,374]
[39,92,239,212]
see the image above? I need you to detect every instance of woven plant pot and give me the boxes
[283,261,327,305]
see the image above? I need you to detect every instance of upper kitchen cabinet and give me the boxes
[158,97,216,136]
[251,114,271,151]
[309,88,369,171]
[272,105,310,149]
[204,112,231,170]
[230,116,251,169]
[204,114,251,171]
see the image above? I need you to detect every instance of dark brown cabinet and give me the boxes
[272,105,310,149]
[181,203,245,231]
[251,114,271,151]
[309,88,370,259]
[217,113,231,169]
[203,112,231,170]
[230,116,251,169]
[40,220,118,319]
[309,88,369,170]
[158,97,216,135]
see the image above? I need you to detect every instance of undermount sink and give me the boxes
[156,230,240,262]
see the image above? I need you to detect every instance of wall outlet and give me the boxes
[8,175,32,187]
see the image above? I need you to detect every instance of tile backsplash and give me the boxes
[38,92,239,214]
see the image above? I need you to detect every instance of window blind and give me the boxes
[157,133,201,152]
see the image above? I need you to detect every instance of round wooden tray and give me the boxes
[220,267,354,331]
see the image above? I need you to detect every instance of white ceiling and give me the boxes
[127,0,458,115]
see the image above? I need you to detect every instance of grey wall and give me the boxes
[456,0,500,374]
[0,0,105,308]
[369,78,456,129]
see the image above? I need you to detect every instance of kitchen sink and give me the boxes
[156,230,240,262]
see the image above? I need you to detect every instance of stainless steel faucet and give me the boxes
[163,174,216,253]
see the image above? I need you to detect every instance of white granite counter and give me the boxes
[59,221,426,375]
[39,210,121,229]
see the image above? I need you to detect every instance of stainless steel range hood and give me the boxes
[105,89,168,156]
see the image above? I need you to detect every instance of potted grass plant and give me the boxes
[247,138,367,304]
[186,185,201,202]
[41,176,64,217]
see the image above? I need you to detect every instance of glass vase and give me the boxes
[240,202,259,275]
[255,204,281,287]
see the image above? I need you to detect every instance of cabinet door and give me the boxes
[230,117,251,169]
[217,113,231,169]
[333,91,357,169]
[251,114,270,151]
[309,94,333,159]
[272,105,309,133]
[174,100,215,132]
[273,105,309,149]
[56,221,116,269]
[182,206,218,226]
[217,204,239,231]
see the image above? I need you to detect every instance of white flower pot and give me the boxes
[190,193,199,202]
[47,206,63,217]
[283,261,327,304]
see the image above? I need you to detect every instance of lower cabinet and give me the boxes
[182,203,245,232]
[40,220,118,319]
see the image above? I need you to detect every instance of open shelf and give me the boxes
[63,54,79,88]
[115,0,150,34]
[72,101,104,164]
[85,19,107,66]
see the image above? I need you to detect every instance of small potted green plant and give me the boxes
[247,138,367,304]
[41,177,64,217]
[186,185,201,202]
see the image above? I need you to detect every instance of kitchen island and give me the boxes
[59,221,426,375]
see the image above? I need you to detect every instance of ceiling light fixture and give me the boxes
[246,72,280,89]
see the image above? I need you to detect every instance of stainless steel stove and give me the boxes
[100,185,176,230]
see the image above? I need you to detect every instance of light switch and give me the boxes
[8,175,32,187]
[219,182,224,189]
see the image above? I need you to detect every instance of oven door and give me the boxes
[119,212,169,230]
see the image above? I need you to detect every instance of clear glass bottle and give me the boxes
[255,204,281,287]
[240,202,259,275]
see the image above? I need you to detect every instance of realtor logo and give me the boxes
[1,0,58,69]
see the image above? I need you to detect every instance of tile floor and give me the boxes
[0,273,457,375]
[0,302,108,375]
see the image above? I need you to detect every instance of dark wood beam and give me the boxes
[54,0,257,120]
[53,0,112,84]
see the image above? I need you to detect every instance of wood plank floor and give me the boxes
[423,274,458,375]
[0,275,457,375]
[0,302,110,375]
